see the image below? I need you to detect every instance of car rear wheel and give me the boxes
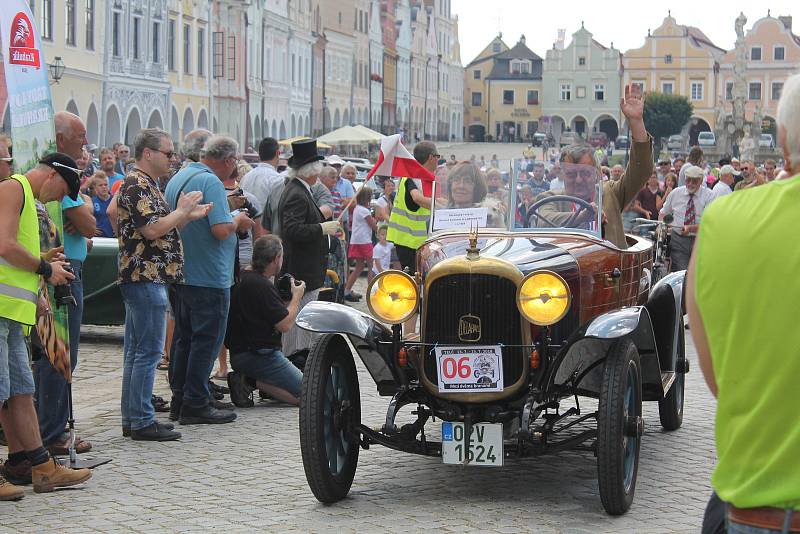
[300,334,361,503]
[658,318,686,430]
[597,339,642,516]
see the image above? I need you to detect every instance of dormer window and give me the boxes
[510,59,530,75]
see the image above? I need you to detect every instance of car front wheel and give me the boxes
[300,333,361,503]
[597,339,643,515]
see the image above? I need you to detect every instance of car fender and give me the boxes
[296,301,401,395]
[644,270,686,375]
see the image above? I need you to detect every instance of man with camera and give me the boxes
[0,149,92,499]
[225,235,305,407]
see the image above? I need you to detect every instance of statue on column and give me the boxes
[740,125,756,162]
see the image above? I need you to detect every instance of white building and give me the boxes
[368,0,384,129]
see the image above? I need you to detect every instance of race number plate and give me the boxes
[441,422,503,466]
[434,345,504,393]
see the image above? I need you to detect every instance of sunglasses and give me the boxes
[153,149,177,159]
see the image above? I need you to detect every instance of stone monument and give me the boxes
[714,12,762,157]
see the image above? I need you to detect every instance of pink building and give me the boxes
[719,15,800,136]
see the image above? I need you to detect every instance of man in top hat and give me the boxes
[278,140,340,359]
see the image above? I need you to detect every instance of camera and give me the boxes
[276,273,302,300]
[54,265,76,307]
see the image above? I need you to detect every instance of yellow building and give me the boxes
[464,35,543,142]
[623,15,725,144]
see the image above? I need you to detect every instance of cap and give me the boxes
[719,164,741,176]
[658,159,671,165]
[39,152,81,200]
[684,166,705,180]
[326,154,345,166]
[85,144,98,153]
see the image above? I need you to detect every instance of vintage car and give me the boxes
[82,237,125,326]
[295,167,688,515]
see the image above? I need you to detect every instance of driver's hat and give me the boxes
[684,166,705,180]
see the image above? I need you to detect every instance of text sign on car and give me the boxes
[435,345,504,393]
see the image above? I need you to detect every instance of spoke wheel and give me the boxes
[597,339,642,516]
[658,317,686,430]
[300,334,361,503]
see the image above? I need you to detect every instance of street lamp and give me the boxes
[322,97,328,134]
[49,56,65,85]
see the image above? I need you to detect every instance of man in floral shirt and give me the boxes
[116,128,210,442]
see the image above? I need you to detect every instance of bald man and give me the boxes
[53,111,88,160]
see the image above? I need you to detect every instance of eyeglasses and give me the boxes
[563,168,597,180]
[152,148,177,159]
[0,157,13,164]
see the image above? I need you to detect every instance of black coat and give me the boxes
[278,178,326,291]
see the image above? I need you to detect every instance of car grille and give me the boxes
[423,274,525,389]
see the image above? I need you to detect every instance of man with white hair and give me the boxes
[165,135,254,426]
[690,73,800,534]
[278,140,340,359]
[181,129,212,164]
[711,165,738,198]
[659,165,715,272]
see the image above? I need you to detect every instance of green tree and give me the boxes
[643,92,693,158]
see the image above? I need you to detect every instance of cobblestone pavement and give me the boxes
[2,277,717,533]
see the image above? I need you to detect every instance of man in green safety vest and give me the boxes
[0,145,92,500]
[386,141,438,273]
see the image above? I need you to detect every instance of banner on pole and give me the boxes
[1,0,71,382]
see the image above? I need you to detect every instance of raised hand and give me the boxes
[621,83,645,120]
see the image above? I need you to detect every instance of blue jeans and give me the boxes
[170,285,229,409]
[34,260,82,445]
[230,348,302,398]
[120,282,168,431]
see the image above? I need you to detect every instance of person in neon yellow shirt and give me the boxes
[688,73,800,534]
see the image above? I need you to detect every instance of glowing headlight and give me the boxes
[517,271,571,326]
[367,270,419,324]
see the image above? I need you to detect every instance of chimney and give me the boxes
[779,16,792,31]
[520,34,526,45]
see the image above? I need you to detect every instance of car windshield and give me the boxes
[428,159,602,239]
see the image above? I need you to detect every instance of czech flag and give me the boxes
[366,134,436,196]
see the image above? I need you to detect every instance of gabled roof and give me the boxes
[465,35,509,67]
[495,40,543,61]
[686,26,726,53]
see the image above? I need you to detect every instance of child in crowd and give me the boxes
[371,225,395,278]
[344,187,377,302]
[90,172,115,237]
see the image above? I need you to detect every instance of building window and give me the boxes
[774,46,785,60]
[213,31,224,78]
[503,90,514,105]
[772,81,783,100]
[750,47,761,61]
[632,81,645,93]
[473,69,480,79]
[576,86,586,99]
[471,92,482,106]
[594,83,605,100]
[748,82,761,101]
[183,23,191,74]
[664,54,672,64]
[492,41,501,53]
[690,81,704,101]
[661,82,673,95]
[65,0,76,46]
[132,17,141,59]
[152,22,160,64]
[725,81,733,100]
[168,20,176,71]
[578,56,586,66]
[527,90,539,105]
[227,35,236,80]
[41,0,53,40]
[112,12,121,57]
[85,0,95,50]
[560,83,571,101]
[197,28,205,76]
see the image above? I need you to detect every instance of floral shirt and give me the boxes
[117,167,183,284]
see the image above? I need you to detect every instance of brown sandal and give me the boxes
[156,357,169,371]
[47,436,92,456]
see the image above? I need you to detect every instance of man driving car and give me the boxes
[529,84,653,249]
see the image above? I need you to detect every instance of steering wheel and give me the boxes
[526,195,596,229]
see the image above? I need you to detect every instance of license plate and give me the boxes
[434,345,504,393]
[441,422,503,466]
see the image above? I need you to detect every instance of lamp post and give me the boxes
[49,56,65,85]
[322,96,328,134]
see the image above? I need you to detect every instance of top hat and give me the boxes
[288,139,324,169]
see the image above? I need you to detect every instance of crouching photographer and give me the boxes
[225,235,305,407]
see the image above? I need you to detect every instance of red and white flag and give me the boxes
[366,134,436,196]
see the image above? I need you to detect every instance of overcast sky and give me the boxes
[453,0,798,65]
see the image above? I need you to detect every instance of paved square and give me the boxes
[1,288,717,533]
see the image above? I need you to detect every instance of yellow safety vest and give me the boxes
[386,177,430,250]
[0,174,41,327]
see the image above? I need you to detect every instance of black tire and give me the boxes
[299,334,361,503]
[597,339,643,516]
[658,318,685,431]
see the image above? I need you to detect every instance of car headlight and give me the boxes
[367,270,419,324]
[517,271,571,326]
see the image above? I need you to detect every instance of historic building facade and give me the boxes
[623,14,725,144]
[542,25,622,143]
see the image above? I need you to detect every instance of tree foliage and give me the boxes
[643,92,693,147]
